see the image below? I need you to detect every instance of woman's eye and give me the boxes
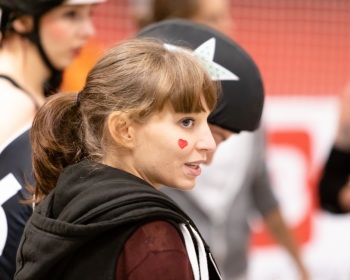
[181,118,194,128]
[64,10,78,19]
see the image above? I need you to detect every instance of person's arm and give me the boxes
[116,220,194,280]
[318,147,350,213]
[263,207,309,280]
[251,128,309,280]
[318,81,350,213]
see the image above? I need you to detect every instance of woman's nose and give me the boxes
[197,125,217,154]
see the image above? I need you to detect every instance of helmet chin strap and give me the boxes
[27,17,63,96]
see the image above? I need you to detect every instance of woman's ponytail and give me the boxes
[31,92,85,204]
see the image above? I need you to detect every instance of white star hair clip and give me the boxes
[164,38,239,81]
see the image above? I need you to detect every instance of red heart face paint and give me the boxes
[178,139,188,149]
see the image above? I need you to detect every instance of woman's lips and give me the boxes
[184,162,202,176]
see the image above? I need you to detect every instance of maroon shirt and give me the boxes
[116,221,194,279]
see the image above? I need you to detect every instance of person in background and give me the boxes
[135,0,310,278]
[318,81,350,213]
[0,0,104,279]
[136,0,233,35]
[16,38,222,280]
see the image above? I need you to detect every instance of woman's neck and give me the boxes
[0,35,51,104]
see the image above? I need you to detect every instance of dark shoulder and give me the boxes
[127,220,185,252]
[116,221,193,280]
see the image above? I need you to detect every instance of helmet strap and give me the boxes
[26,17,63,96]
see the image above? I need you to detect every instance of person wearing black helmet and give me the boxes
[0,0,105,279]
[137,17,309,280]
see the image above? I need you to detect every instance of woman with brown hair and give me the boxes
[15,38,222,280]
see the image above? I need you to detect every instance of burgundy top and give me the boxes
[116,221,194,279]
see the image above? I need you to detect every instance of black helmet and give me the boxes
[0,0,64,17]
[137,19,264,133]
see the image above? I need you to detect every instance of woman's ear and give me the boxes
[107,112,136,149]
[12,15,34,34]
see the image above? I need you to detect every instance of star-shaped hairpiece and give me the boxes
[164,38,239,81]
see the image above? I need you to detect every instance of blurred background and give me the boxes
[62,1,350,279]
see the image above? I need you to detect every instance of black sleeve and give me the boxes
[318,146,350,214]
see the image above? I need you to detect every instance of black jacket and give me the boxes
[15,160,221,280]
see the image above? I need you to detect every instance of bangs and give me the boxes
[152,51,219,114]
[169,74,218,113]
[124,41,220,123]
